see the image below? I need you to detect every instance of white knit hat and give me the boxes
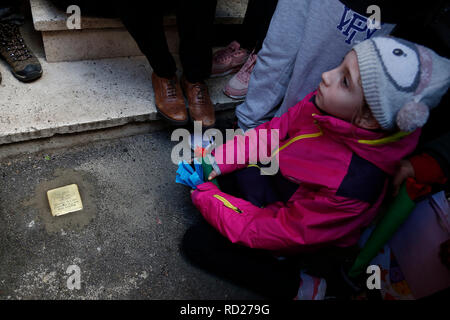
[353,36,450,131]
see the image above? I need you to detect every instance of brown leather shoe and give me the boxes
[151,72,188,125]
[181,76,216,127]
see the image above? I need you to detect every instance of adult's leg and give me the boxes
[177,0,217,83]
[118,1,188,125]
[0,0,42,82]
[274,0,396,117]
[236,0,396,130]
[117,1,176,79]
[181,221,300,299]
[51,0,176,76]
[235,0,309,130]
[238,0,278,53]
[177,0,218,127]
[51,0,186,124]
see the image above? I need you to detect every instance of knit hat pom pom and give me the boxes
[396,101,429,132]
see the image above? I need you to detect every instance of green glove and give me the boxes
[348,183,416,278]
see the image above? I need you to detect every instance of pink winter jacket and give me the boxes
[191,92,420,253]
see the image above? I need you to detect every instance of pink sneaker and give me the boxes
[223,52,257,100]
[211,41,249,78]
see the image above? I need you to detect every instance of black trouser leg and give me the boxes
[211,0,278,52]
[118,2,177,79]
[181,221,300,300]
[49,0,177,78]
[177,0,217,83]
[238,0,278,53]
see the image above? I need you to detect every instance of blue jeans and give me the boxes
[235,0,395,130]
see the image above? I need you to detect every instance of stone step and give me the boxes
[41,26,179,62]
[31,0,247,32]
[30,0,247,62]
[0,22,242,146]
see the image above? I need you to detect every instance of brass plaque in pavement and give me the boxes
[47,184,83,217]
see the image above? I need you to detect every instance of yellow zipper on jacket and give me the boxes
[213,195,242,214]
[271,124,323,157]
[357,131,412,145]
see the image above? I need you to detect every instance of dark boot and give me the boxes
[0,22,42,82]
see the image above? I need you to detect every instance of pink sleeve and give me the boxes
[191,182,373,252]
[213,99,305,175]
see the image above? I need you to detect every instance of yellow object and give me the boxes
[47,184,83,217]
[271,130,323,157]
[213,194,242,213]
[247,164,272,175]
[358,131,411,145]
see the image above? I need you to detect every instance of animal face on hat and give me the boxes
[353,36,450,132]
[372,37,421,92]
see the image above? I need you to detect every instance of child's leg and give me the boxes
[217,166,281,207]
[216,170,242,198]
[181,221,301,299]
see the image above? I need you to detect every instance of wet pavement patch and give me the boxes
[23,168,98,234]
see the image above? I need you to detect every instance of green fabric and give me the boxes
[348,183,416,278]
[201,158,220,189]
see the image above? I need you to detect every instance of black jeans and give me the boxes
[182,167,360,299]
[182,167,301,299]
[213,0,278,53]
[239,0,278,52]
[50,0,217,82]
[182,220,360,299]
[182,221,301,300]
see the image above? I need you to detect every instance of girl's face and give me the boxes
[315,50,380,130]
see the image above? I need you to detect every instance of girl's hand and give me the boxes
[208,170,219,181]
[392,159,415,196]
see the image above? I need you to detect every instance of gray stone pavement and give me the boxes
[0,127,262,300]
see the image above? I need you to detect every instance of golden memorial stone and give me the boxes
[47,184,83,217]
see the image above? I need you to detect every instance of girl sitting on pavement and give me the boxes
[189,36,450,254]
